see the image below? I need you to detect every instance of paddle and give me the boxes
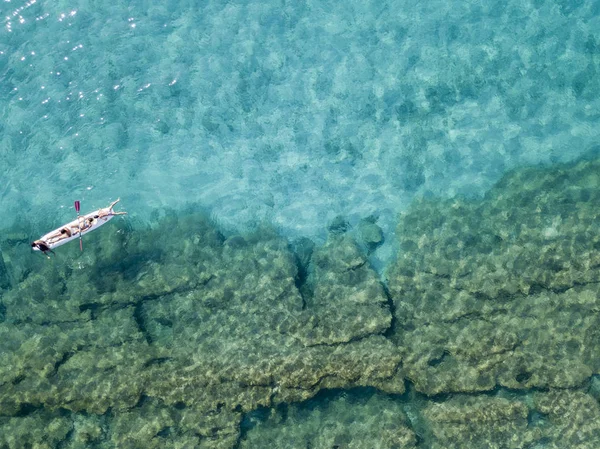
[74,200,83,251]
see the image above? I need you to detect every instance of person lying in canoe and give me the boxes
[31,199,126,255]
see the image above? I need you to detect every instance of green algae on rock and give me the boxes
[533,390,600,448]
[302,234,392,345]
[423,396,536,449]
[0,210,399,448]
[3,157,600,447]
[0,248,10,291]
[421,390,600,449]
[0,410,73,449]
[387,158,600,395]
[357,216,385,252]
[239,389,417,449]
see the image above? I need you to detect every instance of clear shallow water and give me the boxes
[2,1,600,448]
[2,0,600,250]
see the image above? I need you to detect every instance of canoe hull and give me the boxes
[33,211,115,251]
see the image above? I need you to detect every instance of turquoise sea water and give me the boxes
[2,0,600,447]
[3,0,600,247]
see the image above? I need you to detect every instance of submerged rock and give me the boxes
[358,216,385,251]
[327,215,350,234]
[423,396,536,449]
[240,389,417,449]
[388,158,600,395]
[0,210,401,448]
[0,249,9,290]
[2,157,600,447]
[303,234,392,345]
[422,390,600,448]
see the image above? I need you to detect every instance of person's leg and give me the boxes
[108,198,127,216]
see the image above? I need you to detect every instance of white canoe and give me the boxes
[32,199,126,254]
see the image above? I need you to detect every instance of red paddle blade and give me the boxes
[74,200,80,212]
